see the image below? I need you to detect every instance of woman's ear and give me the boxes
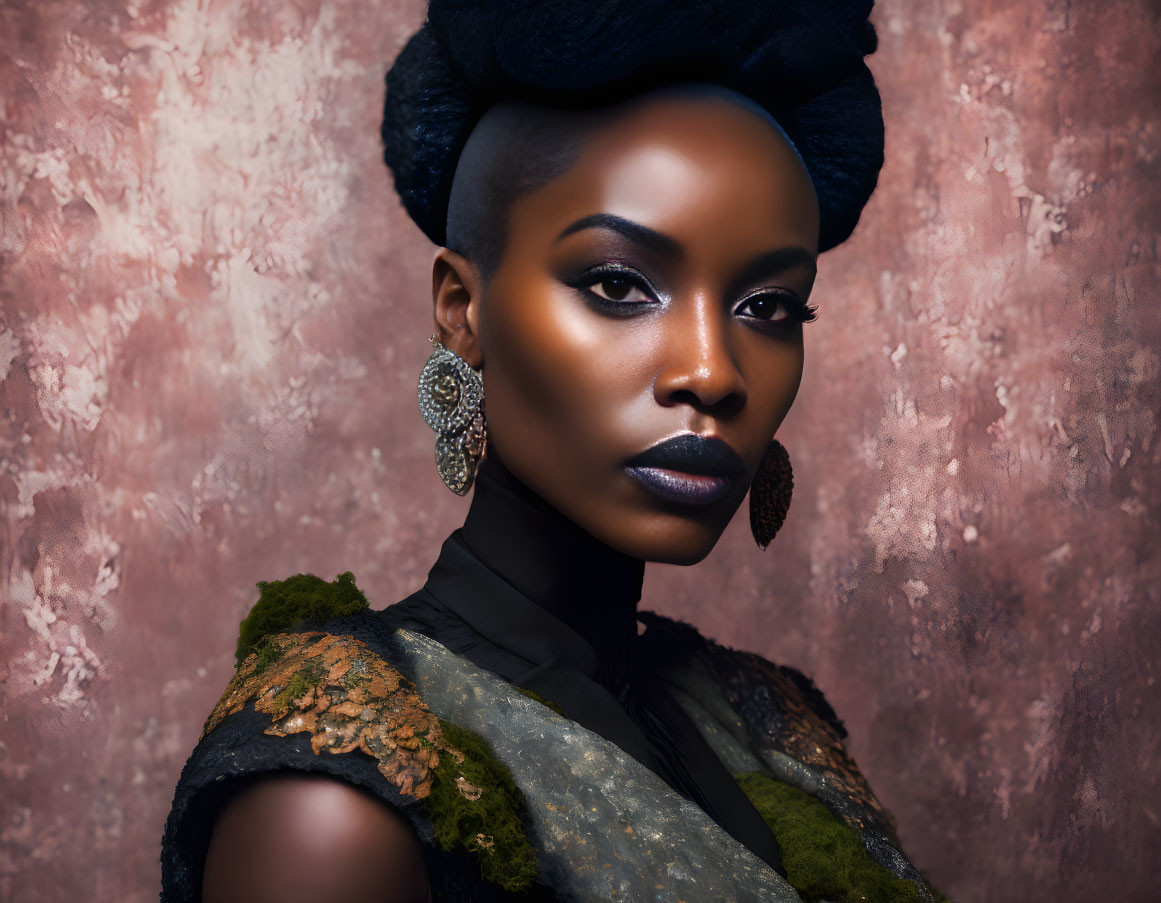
[432,247,484,368]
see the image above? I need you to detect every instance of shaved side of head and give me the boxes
[445,102,596,283]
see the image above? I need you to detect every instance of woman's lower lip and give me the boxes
[624,466,736,506]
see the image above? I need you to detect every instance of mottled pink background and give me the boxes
[2,1,1158,901]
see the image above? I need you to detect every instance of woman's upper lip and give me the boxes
[624,434,744,479]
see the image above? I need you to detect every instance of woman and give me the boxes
[163,1,944,900]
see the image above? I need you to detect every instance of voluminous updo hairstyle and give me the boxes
[380,0,884,273]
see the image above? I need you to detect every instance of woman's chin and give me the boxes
[594,518,727,566]
[642,545,717,567]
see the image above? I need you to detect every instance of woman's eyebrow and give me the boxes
[553,213,683,258]
[554,213,817,290]
[725,247,818,299]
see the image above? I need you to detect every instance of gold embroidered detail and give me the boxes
[202,632,461,799]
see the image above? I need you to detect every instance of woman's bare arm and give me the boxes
[201,772,431,903]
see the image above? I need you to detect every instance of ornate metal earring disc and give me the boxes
[417,336,486,495]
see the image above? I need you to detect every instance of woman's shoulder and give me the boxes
[637,608,887,823]
[161,573,534,903]
[637,610,949,902]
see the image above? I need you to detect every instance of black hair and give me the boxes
[382,0,884,268]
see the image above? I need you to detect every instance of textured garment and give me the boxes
[160,453,935,900]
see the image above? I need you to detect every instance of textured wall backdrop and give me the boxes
[1,1,1158,901]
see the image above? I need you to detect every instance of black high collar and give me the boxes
[456,449,645,690]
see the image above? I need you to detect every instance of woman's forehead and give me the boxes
[506,92,821,257]
[605,83,808,170]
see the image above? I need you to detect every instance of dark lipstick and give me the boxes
[624,434,744,506]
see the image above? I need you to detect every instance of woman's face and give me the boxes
[444,91,819,565]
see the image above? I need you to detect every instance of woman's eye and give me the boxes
[741,295,789,321]
[587,274,652,304]
[737,292,817,324]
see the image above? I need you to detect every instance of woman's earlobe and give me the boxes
[432,247,484,367]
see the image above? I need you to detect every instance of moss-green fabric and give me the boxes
[516,686,566,717]
[735,771,925,903]
[235,571,369,664]
[430,719,539,892]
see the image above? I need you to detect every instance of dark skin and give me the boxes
[201,88,819,901]
[201,774,431,903]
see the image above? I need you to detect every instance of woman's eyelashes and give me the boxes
[567,264,817,326]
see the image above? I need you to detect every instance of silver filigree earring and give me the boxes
[417,335,487,495]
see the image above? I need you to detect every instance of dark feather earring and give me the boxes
[749,438,794,550]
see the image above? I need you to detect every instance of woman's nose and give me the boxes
[653,293,746,413]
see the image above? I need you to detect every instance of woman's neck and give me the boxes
[458,449,645,685]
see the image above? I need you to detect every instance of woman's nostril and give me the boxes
[659,365,747,413]
[655,329,747,410]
